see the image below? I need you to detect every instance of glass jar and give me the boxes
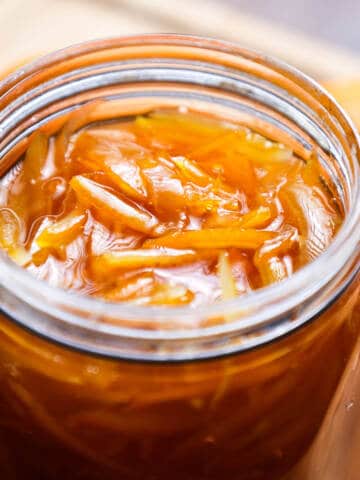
[0,34,358,480]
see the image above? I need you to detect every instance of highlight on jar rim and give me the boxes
[0,34,358,361]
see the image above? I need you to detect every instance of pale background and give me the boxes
[1,0,360,80]
[227,0,360,52]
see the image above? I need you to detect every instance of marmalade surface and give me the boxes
[0,106,342,307]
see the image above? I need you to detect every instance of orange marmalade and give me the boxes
[0,36,359,480]
[0,107,342,307]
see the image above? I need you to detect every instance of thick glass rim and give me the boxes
[0,34,359,350]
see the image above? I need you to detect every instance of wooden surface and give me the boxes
[1,0,360,79]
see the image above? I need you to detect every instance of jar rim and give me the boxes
[0,34,359,358]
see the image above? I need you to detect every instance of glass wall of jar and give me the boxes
[0,35,358,480]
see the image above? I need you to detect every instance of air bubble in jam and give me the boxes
[0,104,343,308]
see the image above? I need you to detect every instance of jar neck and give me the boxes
[0,35,359,361]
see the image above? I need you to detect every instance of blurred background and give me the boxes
[1,0,360,81]
[229,0,360,52]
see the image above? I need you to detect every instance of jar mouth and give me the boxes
[0,34,359,360]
